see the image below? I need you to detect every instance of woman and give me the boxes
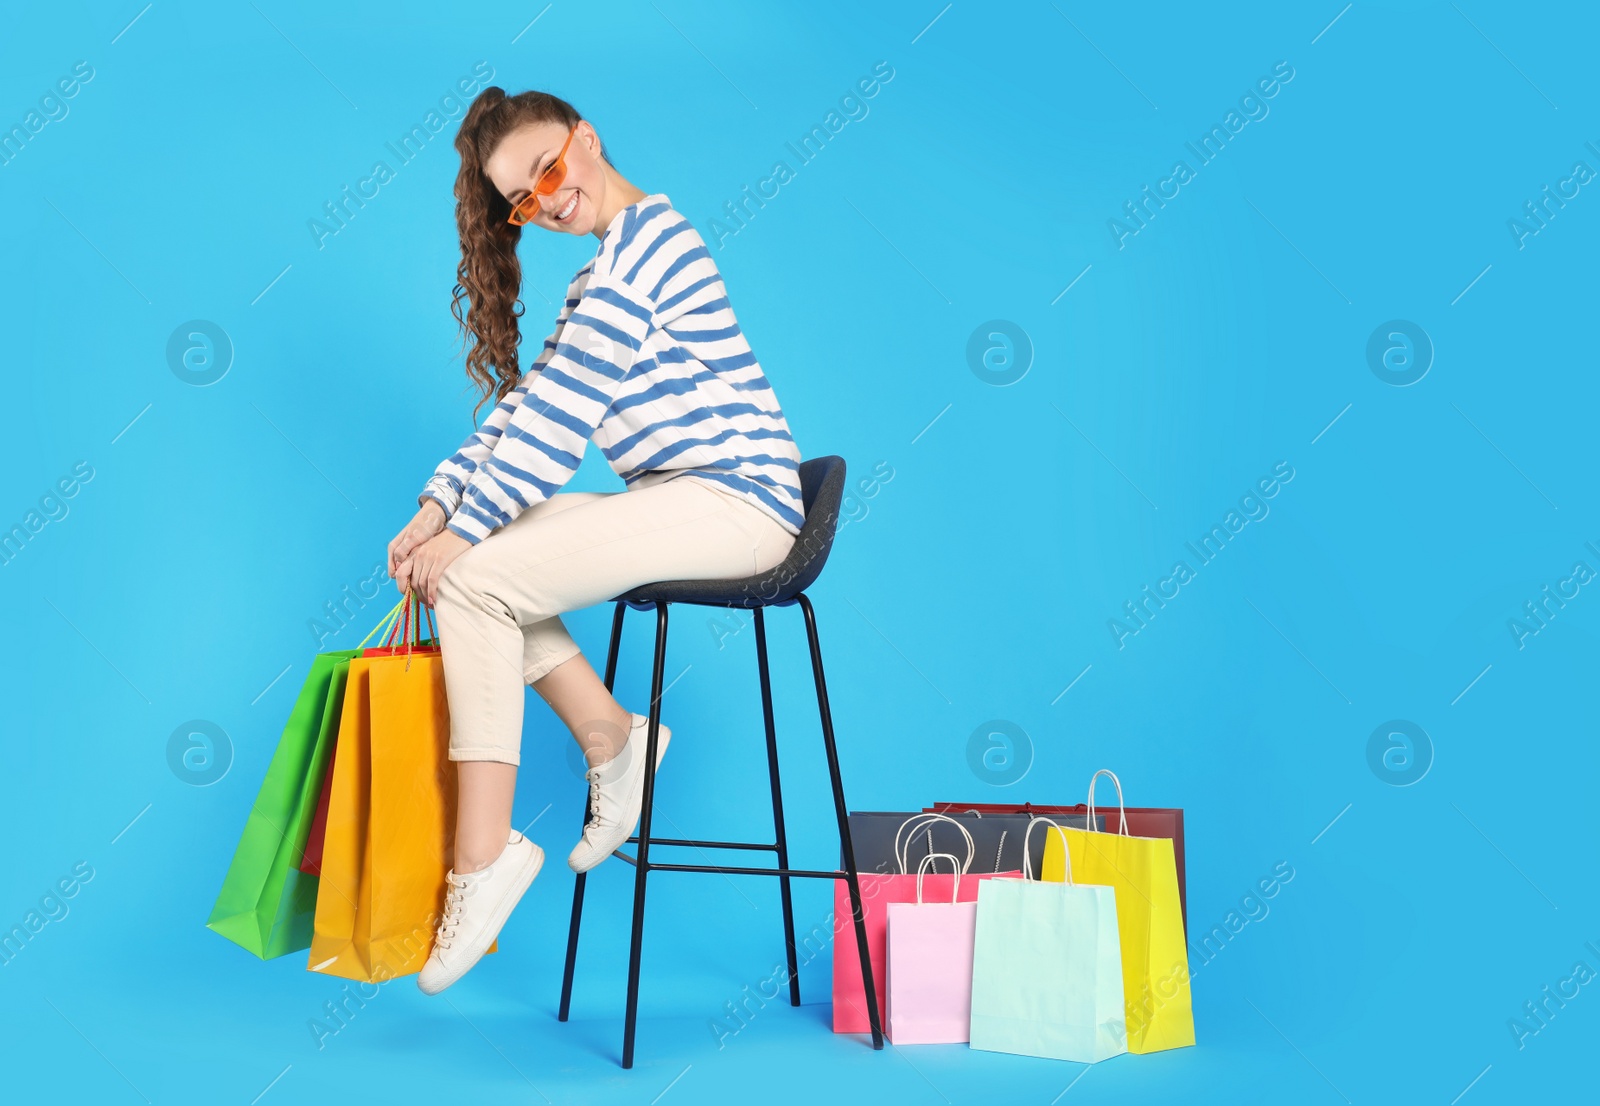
[385,88,804,995]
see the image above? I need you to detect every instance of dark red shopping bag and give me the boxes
[928,799,1188,934]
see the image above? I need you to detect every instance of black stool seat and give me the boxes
[560,454,885,1068]
[613,455,845,609]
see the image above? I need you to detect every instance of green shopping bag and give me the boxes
[206,598,407,959]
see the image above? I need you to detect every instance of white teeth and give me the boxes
[556,193,578,220]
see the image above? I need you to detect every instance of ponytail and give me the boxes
[450,88,609,420]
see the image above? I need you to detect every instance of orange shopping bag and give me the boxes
[307,594,496,981]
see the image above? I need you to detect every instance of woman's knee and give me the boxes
[436,549,490,612]
[436,547,544,627]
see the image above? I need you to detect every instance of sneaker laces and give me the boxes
[585,765,606,830]
[580,718,648,839]
[437,872,470,950]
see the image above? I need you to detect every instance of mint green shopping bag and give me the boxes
[968,817,1129,1064]
[206,599,406,959]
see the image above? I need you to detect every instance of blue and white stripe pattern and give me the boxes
[419,194,804,545]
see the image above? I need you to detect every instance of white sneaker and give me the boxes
[417,829,544,996]
[568,712,671,873]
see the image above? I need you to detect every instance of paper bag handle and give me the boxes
[1022,816,1072,885]
[915,852,962,905]
[380,590,437,650]
[893,813,975,875]
[939,809,1009,873]
[1087,768,1130,836]
[358,596,408,649]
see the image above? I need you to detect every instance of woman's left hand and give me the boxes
[394,529,473,608]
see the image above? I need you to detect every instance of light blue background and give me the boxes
[2,1,1594,1102]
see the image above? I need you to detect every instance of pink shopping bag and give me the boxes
[886,853,978,1044]
[834,814,1018,1034]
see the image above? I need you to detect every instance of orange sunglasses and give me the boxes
[507,122,580,226]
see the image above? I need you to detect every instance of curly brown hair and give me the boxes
[450,87,611,420]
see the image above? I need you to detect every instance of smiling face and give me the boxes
[484,118,609,236]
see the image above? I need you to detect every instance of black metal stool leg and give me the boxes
[558,601,629,1023]
[753,607,801,1006]
[621,601,670,1069]
[796,593,884,1050]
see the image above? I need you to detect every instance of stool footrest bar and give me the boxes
[622,862,853,879]
[621,836,780,851]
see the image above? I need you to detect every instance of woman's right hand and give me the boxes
[388,500,448,581]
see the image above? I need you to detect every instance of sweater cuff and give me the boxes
[419,489,454,519]
[446,513,492,546]
[421,474,463,516]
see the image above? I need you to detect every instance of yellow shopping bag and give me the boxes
[307,594,495,982]
[1042,770,1194,1053]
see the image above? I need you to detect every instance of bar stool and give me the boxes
[555,455,884,1069]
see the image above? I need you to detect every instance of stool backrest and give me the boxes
[740,454,845,607]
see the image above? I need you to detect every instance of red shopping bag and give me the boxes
[298,744,338,876]
[833,814,1019,1035]
[929,799,1187,933]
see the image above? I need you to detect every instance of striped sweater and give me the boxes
[419,193,805,545]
